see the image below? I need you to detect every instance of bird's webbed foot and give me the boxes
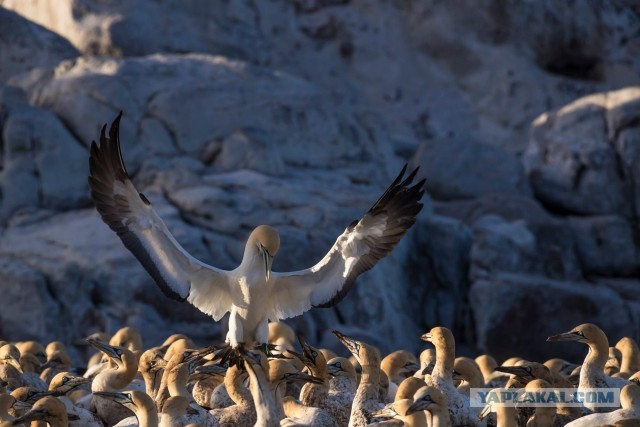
[217,342,247,367]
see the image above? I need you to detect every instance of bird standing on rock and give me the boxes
[88,112,425,351]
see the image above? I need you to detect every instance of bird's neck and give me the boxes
[136,403,159,427]
[581,343,608,387]
[496,405,519,427]
[225,366,252,406]
[351,362,380,421]
[142,369,163,400]
[329,374,356,394]
[434,343,454,383]
[167,365,190,400]
[246,363,279,426]
[429,404,452,427]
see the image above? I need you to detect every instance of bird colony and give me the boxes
[0,322,639,426]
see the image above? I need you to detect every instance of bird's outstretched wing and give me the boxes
[88,112,232,321]
[270,165,425,319]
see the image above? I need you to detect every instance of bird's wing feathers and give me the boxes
[88,113,232,321]
[270,165,425,319]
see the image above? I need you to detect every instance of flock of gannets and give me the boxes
[1,322,640,426]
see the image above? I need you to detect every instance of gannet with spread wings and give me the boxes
[88,113,425,349]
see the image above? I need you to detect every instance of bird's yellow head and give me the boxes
[249,225,280,281]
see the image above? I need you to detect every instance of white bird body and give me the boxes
[89,113,424,349]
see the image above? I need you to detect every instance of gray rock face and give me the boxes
[569,215,639,277]
[0,2,639,364]
[523,87,640,216]
[0,8,78,83]
[0,87,90,221]
[413,138,532,200]
[470,273,640,362]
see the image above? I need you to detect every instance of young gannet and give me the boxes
[243,351,279,427]
[281,396,338,427]
[94,390,158,427]
[85,338,142,426]
[269,359,323,421]
[0,393,18,427]
[47,372,101,426]
[543,358,579,377]
[0,346,22,374]
[110,327,144,363]
[326,357,357,426]
[10,395,67,427]
[15,342,46,365]
[608,347,623,376]
[40,344,72,384]
[49,372,91,396]
[421,327,480,426]
[524,378,572,427]
[475,354,509,387]
[138,347,169,401]
[190,361,229,409]
[616,338,640,379]
[396,377,427,399]
[478,390,519,427]
[381,350,419,401]
[414,349,435,380]
[452,357,484,396]
[88,113,425,350]
[548,323,630,412]
[405,386,451,427]
[0,365,24,393]
[160,395,190,427]
[564,384,640,426]
[209,361,255,426]
[293,336,329,407]
[154,345,215,412]
[16,353,47,391]
[332,330,383,427]
[267,322,297,356]
[370,398,429,427]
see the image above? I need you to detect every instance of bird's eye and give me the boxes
[62,376,69,383]
[335,362,341,368]
[525,366,532,373]
[116,349,122,356]
[311,351,318,358]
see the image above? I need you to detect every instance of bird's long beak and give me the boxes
[420,332,432,342]
[406,397,431,416]
[288,371,324,385]
[11,400,33,411]
[403,361,420,377]
[421,361,435,376]
[12,408,47,424]
[370,405,396,419]
[7,358,22,373]
[478,403,492,421]
[51,376,92,395]
[332,330,360,358]
[93,391,134,410]
[546,331,583,342]
[86,338,121,360]
[262,246,273,282]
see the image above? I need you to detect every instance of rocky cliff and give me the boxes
[0,1,639,363]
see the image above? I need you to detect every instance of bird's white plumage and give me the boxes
[88,113,424,347]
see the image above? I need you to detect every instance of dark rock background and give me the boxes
[0,1,639,363]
